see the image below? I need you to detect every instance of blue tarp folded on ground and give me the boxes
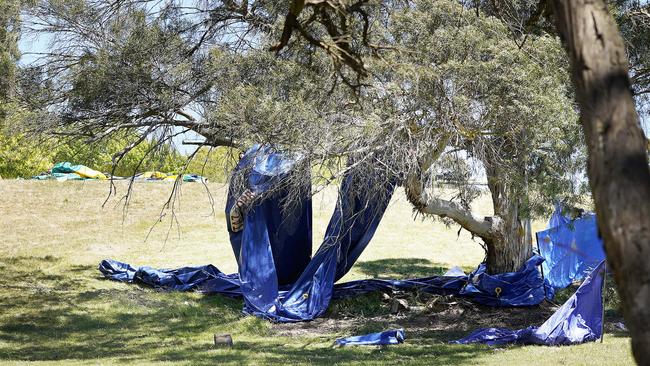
[459,255,554,307]
[537,204,606,289]
[335,329,406,346]
[99,144,553,322]
[98,259,242,297]
[453,260,605,346]
[99,253,551,321]
[330,255,553,304]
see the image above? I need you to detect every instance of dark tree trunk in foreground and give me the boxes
[552,1,650,363]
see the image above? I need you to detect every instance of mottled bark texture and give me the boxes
[552,1,650,363]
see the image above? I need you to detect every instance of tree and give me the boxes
[551,0,650,361]
[377,0,583,273]
[21,0,585,274]
[0,0,20,102]
[17,0,650,361]
[613,0,650,123]
[270,0,650,361]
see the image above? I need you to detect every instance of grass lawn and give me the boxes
[0,180,635,365]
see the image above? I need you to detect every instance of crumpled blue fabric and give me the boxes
[98,259,242,297]
[452,260,606,346]
[99,254,551,320]
[536,204,606,289]
[335,329,405,346]
[237,162,396,322]
[331,275,467,299]
[99,259,137,282]
[460,255,554,307]
[226,144,313,286]
[330,255,552,305]
[98,145,554,322]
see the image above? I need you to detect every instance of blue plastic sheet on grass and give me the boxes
[329,255,553,305]
[98,259,242,297]
[459,255,554,307]
[536,204,606,289]
[99,254,551,323]
[335,329,405,346]
[453,260,605,346]
[99,145,553,322]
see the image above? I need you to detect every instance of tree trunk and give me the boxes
[405,169,532,274]
[483,201,532,274]
[551,1,650,363]
[483,153,533,274]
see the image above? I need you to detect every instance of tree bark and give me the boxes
[405,173,532,274]
[482,199,532,274]
[483,152,533,274]
[551,1,650,363]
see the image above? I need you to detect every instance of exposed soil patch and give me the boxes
[272,291,626,342]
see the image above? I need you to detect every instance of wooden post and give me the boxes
[601,263,607,343]
[214,334,234,347]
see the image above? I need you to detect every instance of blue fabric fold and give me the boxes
[99,254,551,319]
[453,260,606,346]
[98,145,553,322]
[237,163,397,322]
[227,144,313,287]
[536,204,606,289]
[335,329,405,346]
[459,255,554,307]
[98,259,242,297]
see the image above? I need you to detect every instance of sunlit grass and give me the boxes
[0,180,634,365]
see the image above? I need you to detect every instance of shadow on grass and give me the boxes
[0,256,627,365]
[0,256,245,363]
[0,255,491,364]
[355,258,451,279]
[152,340,487,366]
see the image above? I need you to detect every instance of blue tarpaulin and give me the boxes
[98,259,242,297]
[331,255,552,304]
[99,145,553,322]
[453,260,606,346]
[459,255,554,307]
[226,145,313,286]
[335,329,405,346]
[537,205,606,289]
[99,255,550,306]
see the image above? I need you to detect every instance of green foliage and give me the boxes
[0,107,234,181]
[185,147,238,183]
[51,134,185,177]
[0,103,222,179]
[17,0,591,222]
[0,0,20,101]
[613,1,650,128]
[381,0,585,217]
[0,103,54,178]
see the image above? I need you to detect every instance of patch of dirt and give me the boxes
[271,292,621,342]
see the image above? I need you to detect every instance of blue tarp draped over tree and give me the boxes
[453,260,606,346]
[536,204,606,289]
[99,145,552,322]
[226,145,313,286]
